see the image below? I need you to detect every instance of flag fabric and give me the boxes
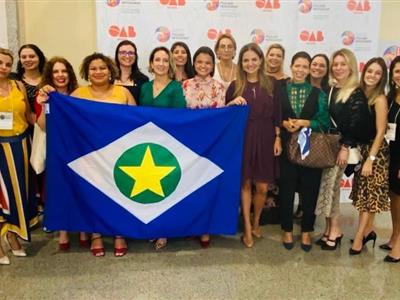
[298,127,312,160]
[43,93,248,239]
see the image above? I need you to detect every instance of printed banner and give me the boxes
[43,93,248,238]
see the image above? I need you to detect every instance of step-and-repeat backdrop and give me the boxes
[96,0,382,74]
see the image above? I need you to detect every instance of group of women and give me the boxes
[0,34,399,265]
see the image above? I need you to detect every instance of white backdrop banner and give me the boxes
[0,0,8,48]
[96,0,381,74]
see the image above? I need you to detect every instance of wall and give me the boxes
[14,0,400,73]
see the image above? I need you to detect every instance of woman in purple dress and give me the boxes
[226,43,281,248]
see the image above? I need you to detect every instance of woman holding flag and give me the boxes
[71,53,135,257]
[277,51,329,252]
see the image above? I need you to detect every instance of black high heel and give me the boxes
[349,247,362,255]
[379,243,392,251]
[363,231,377,248]
[315,234,328,246]
[321,234,343,251]
[384,255,400,263]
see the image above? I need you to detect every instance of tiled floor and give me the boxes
[1,204,398,299]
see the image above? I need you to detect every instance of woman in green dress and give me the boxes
[139,47,186,250]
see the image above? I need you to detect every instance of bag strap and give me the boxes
[328,86,338,129]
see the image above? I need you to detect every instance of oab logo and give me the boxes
[251,29,265,45]
[255,0,280,10]
[347,0,371,12]
[155,27,171,43]
[207,28,232,40]
[109,25,136,38]
[341,31,355,46]
[299,30,324,42]
[107,0,120,7]
[160,0,186,7]
[206,0,219,11]
[298,0,312,13]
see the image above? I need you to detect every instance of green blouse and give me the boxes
[286,81,329,132]
[139,80,186,108]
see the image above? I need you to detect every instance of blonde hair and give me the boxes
[0,48,14,63]
[330,48,359,103]
[233,43,273,98]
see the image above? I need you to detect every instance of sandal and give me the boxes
[241,235,254,248]
[114,237,128,257]
[154,238,167,251]
[90,236,105,257]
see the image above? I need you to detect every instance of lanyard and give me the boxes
[389,101,400,124]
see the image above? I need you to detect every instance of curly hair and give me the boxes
[39,57,78,94]
[79,53,117,83]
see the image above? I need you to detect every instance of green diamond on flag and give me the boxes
[67,122,223,224]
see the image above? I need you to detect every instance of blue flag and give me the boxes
[44,93,248,239]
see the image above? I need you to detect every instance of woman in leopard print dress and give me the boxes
[349,57,390,255]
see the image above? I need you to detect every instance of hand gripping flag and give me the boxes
[298,127,312,160]
[43,93,248,239]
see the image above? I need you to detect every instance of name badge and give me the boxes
[386,123,397,142]
[0,112,13,130]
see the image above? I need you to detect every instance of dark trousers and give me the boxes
[279,156,322,232]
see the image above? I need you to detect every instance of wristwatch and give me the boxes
[368,155,376,161]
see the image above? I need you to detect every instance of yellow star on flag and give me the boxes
[119,146,176,197]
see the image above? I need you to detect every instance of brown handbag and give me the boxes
[287,131,341,169]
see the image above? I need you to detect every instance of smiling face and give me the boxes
[20,48,39,71]
[310,56,328,80]
[332,54,351,84]
[363,62,383,89]
[88,59,111,85]
[52,62,70,91]
[216,37,235,61]
[291,57,310,83]
[242,49,261,77]
[266,48,284,70]
[0,53,13,79]
[194,53,213,79]
[172,45,188,67]
[392,62,400,88]
[117,44,136,68]
[151,50,170,77]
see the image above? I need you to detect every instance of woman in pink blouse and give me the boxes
[182,46,226,247]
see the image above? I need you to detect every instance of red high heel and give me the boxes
[79,238,90,248]
[58,241,70,251]
[90,236,105,257]
[114,237,127,257]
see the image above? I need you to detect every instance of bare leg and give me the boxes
[59,230,69,244]
[389,192,400,258]
[6,231,22,250]
[351,211,370,251]
[200,234,210,242]
[114,236,127,249]
[91,233,103,250]
[252,182,268,237]
[326,215,342,246]
[241,180,253,246]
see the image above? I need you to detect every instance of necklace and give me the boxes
[218,62,234,83]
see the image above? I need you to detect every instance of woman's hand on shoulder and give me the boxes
[227,96,247,106]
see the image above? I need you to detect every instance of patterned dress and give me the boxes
[183,76,225,109]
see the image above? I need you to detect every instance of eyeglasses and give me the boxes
[118,51,136,57]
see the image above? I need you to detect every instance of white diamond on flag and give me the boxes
[67,122,223,224]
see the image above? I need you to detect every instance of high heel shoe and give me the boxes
[384,255,400,263]
[350,231,377,247]
[90,236,105,257]
[321,234,343,251]
[315,234,329,246]
[4,234,27,257]
[241,235,254,248]
[349,247,362,255]
[114,237,128,257]
[58,241,70,251]
[0,255,10,265]
[379,243,392,251]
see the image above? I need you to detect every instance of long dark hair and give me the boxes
[307,53,329,91]
[171,41,194,79]
[16,44,46,79]
[360,57,388,106]
[388,56,400,103]
[114,40,148,82]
